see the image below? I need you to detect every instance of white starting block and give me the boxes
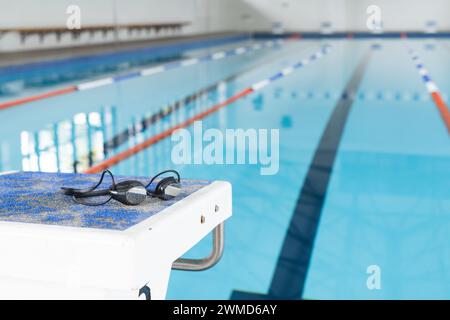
[0,172,232,299]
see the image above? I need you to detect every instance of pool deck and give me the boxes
[0,32,246,68]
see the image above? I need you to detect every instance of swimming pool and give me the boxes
[0,35,449,299]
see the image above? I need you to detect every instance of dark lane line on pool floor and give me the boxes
[231,49,372,300]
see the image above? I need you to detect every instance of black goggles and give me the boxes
[61,170,182,206]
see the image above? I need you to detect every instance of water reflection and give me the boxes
[10,85,441,175]
[20,106,117,173]
[17,80,227,174]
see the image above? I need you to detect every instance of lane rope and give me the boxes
[84,45,332,173]
[103,55,277,153]
[0,40,284,111]
[408,48,450,134]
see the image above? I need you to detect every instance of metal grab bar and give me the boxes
[172,223,224,271]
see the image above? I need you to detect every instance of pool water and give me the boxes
[0,36,449,299]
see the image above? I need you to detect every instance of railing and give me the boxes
[172,224,225,271]
[0,22,190,44]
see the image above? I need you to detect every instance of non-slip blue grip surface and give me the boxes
[0,172,211,231]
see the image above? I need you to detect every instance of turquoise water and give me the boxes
[0,38,449,299]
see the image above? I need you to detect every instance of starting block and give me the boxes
[0,171,232,299]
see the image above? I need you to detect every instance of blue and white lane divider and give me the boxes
[250,45,331,92]
[0,39,285,110]
[77,39,284,91]
[86,45,332,173]
[408,49,439,94]
[408,48,450,134]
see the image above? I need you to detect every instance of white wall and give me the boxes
[0,0,237,52]
[0,0,449,52]
[1,0,448,32]
[233,0,450,32]
[0,0,203,30]
[342,0,450,32]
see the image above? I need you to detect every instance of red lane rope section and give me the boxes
[0,86,77,111]
[404,33,450,135]
[431,92,450,134]
[84,87,254,174]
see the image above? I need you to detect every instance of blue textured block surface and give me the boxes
[0,172,211,231]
